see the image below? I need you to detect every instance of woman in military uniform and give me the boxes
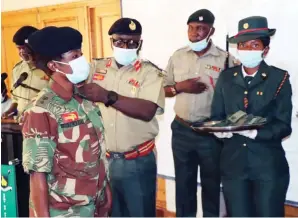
[21,26,111,217]
[211,16,292,217]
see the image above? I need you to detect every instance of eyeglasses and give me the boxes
[111,38,141,49]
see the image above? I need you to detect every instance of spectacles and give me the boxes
[111,38,141,49]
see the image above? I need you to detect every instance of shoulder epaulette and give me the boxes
[143,60,166,77]
[35,91,56,110]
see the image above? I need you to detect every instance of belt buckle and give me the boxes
[111,152,122,159]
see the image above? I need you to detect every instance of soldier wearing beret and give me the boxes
[78,18,165,217]
[163,9,238,217]
[2,26,50,119]
[211,16,292,217]
[21,26,111,217]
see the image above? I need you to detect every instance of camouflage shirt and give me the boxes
[21,85,109,214]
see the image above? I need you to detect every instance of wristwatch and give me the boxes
[105,91,118,107]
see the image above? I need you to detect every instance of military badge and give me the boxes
[243,23,249,29]
[40,75,50,81]
[199,16,203,21]
[129,21,136,31]
[61,111,79,123]
[205,65,221,72]
[128,78,140,87]
[93,73,105,81]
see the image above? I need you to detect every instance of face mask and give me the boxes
[237,50,264,68]
[188,29,212,52]
[113,46,138,66]
[53,56,90,84]
[1,96,4,103]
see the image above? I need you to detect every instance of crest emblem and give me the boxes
[199,16,203,21]
[129,21,136,31]
[243,23,249,29]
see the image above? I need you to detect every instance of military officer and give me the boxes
[21,26,111,217]
[78,18,165,217]
[163,9,237,217]
[211,16,292,217]
[2,26,50,118]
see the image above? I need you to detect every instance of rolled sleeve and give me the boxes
[21,107,57,173]
[164,57,175,87]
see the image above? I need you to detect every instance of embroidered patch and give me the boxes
[93,73,105,81]
[205,65,221,72]
[61,111,79,123]
[128,78,140,88]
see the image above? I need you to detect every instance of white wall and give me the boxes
[122,0,298,209]
[1,0,84,12]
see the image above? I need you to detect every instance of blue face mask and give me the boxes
[113,46,138,66]
[237,50,264,68]
[188,29,212,52]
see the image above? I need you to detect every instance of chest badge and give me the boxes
[61,111,79,123]
[128,78,140,95]
[93,73,105,81]
[205,65,221,73]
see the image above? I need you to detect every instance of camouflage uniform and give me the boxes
[11,60,50,113]
[21,86,109,217]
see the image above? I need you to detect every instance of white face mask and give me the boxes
[188,29,212,52]
[112,46,138,66]
[237,50,264,68]
[53,56,90,84]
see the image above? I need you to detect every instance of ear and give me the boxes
[110,38,114,50]
[47,61,58,72]
[263,46,270,57]
[138,40,143,51]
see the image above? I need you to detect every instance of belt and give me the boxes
[175,115,193,127]
[106,140,155,160]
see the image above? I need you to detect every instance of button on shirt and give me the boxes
[164,43,237,122]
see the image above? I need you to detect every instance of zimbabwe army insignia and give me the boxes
[243,23,249,29]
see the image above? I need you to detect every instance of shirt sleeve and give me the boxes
[256,74,292,141]
[138,68,165,115]
[163,57,175,86]
[21,106,58,173]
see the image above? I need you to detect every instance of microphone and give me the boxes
[1,72,8,81]
[12,72,28,89]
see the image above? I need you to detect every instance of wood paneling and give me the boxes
[1,0,121,90]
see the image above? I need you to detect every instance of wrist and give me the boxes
[174,83,181,93]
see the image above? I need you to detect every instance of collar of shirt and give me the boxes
[186,41,221,57]
[51,80,73,102]
[242,65,258,78]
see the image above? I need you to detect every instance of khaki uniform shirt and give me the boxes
[11,61,50,113]
[164,43,237,122]
[89,58,165,152]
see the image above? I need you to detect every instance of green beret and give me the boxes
[187,9,215,25]
[13,26,38,46]
[108,18,142,35]
[27,26,82,58]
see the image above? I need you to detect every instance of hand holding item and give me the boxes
[213,132,233,139]
[233,130,257,139]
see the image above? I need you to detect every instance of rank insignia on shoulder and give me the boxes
[205,65,221,72]
[61,111,79,123]
[143,59,166,77]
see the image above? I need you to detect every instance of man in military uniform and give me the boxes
[2,26,50,118]
[21,26,111,217]
[211,16,292,217]
[163,9,237,217]
[78,18,165,217]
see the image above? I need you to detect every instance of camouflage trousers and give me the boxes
[29,200,96,217]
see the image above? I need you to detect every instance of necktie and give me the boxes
[244,76,254,85]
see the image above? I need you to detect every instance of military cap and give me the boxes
[27,26,82,58]
[187,9,215,25]
[108,18,142,35]
[229,16,276,44]
[13,26,38,46]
